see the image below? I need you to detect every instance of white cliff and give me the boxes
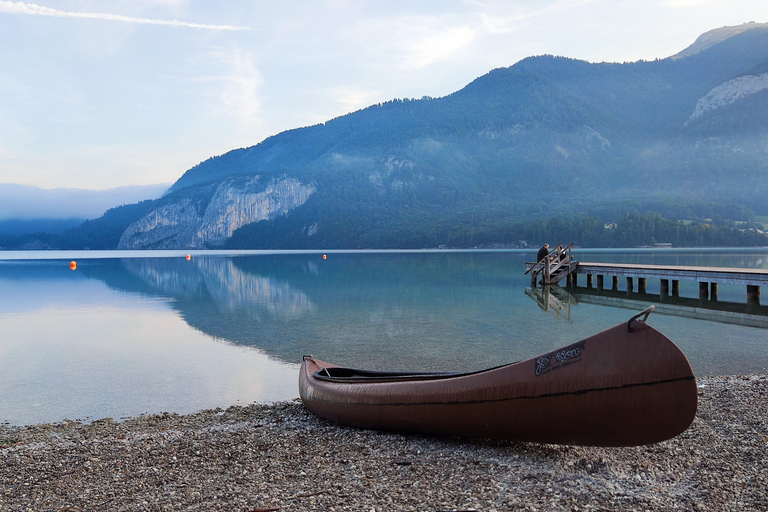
[118,199,202,249]
[685,73,768,127]
[200,177,316,246]
[118,176,316,249]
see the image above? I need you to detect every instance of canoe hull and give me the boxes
[299,320,697,446]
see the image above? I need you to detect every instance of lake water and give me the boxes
[1,248,767,426]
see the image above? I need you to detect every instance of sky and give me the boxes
[0,0,765,192]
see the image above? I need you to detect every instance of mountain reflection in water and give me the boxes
[81,252,536,372]
[76,250,768,376]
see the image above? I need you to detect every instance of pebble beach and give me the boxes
[1,374,766,512]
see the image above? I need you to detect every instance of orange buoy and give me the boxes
[69,261,77,270]
[186,254,191,260]
[323,254,327,260]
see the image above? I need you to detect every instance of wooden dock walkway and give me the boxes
[525,260,767,305]
[572,262,767,305]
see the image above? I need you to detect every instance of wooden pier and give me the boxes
[570,262,766,305]
[525,260,767,305]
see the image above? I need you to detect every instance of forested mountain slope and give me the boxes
[6,23,768,250]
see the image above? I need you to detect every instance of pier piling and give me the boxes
[699,282,709,301]
[544,262,768,306]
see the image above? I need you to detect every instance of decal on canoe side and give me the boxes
[535,341,586,377]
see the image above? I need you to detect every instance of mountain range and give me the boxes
[4,22,768,250]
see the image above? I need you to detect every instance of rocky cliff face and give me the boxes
[685,73,768,126]
[118,177,315,249]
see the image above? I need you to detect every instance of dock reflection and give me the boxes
[525,285,577,321]
[527,284,768,329]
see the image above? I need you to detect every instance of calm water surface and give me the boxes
[1,248,767,426]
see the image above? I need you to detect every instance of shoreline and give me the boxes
[1,374,766,511]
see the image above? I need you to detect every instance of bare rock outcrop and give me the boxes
[118,176,315,249]
[685,73,768,126]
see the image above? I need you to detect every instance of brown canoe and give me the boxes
[299,307,698,446]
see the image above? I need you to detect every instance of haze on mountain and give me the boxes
[0,183,168,235]
[5,22,768,250]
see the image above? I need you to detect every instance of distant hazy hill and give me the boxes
[0,183,169,234]
[11,23,768,250]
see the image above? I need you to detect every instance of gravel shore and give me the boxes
[1,374,766,512]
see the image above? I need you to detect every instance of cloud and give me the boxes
[216,46,263,123]
[479,0,597,35]
[331,86,381,114]
[182,45,263,126]
[400,24,477,69]
[661,0,719,6]
[0,1,250,30]
[190,45,264,125]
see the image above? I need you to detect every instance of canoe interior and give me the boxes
[313,364,513,383]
